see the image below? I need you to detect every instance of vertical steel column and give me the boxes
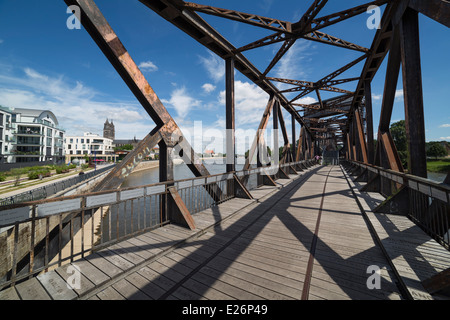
[159,140,173,222]
[399,8,427,178]
[225,57,235,173]
[273,99,279,165]
[364,81,375,164]
[291,113,296,162]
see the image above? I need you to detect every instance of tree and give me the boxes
[390,120,407,168]
[426,142,447,159]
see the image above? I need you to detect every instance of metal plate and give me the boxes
[418,183,431,196]
[37,199,81,217]
[408,180,418,191]
[207,176,217,184]
[86,193,117,207]
[0,206,31,227]
[193,178,205,186]
[431,187,447,203]
[120,188,144,201]
[177,180,193,189]
[146,185,166,195]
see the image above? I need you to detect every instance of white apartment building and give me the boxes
[0,106,65,164]
[64,132,117,163]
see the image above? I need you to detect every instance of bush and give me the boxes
[28,168,51,180]
[55,165,69,174]
[0,172,6,182]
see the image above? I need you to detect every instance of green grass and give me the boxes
[427,158,450,173]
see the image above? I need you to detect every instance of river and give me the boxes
[121,159,448,187]
[121,158,245,188]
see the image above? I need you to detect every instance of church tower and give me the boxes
[103,118,115,140]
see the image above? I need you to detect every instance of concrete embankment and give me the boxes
[130,161,159,174]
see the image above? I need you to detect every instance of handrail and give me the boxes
[0,159,317,289]
[344,159,450,250]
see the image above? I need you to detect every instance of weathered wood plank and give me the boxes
[37,270,78,300]
[14,277,51,300]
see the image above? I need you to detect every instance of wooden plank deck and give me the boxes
[1,164,449,300]
[343,168,450,300]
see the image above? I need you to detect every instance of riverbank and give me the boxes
[427,158,450,173]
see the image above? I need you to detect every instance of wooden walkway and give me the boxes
[1,165,449,300]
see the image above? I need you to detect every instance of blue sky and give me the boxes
[0,0,448,154]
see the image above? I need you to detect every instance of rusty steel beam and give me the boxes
[141,0,312,136]
[243,96,276,171]
[399,7,427,178]
[380,131,404,172]
[303,30,369,53]
[347,0,401,132]
[263,37,297,77]
[235,31,289,53]
[309,0,390,32]
[290,54,366,103]
[64,0,225,201]
[408,0,450,28]
[93,124,164,191]
[354,109,369,164]
[182,2,292,33]
[262,0,328,76]
[226,57,235,173]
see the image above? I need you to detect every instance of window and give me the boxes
[68,144,72,149]
[81,139,84,143]
[70,138,73,143]
[86,139,90,143]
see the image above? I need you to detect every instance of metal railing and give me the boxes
[0,159,317,289]
[344,160,450,251]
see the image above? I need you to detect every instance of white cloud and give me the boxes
[440,137,450,141]
[0,67,150,138]
[164,86,201,119]
[274,40,312,85]
[198,51,225,83]
[0,39,3,44]
[219,80,269,127]
[395,89,403,100]
[297,96,318,105]
[439,124,450,128]
[138,61,158,72]
[372,93,382,100]
[202,83,216,93]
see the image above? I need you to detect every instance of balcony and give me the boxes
[12,151,43,156]
[17,127,43,136]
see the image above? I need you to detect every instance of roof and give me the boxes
[12,108,59,126]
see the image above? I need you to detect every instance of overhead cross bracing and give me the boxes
[135,0,448,176]
[60,0,449,245]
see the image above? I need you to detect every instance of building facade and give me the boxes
[0,106,65,164]
[64,132,117,163]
